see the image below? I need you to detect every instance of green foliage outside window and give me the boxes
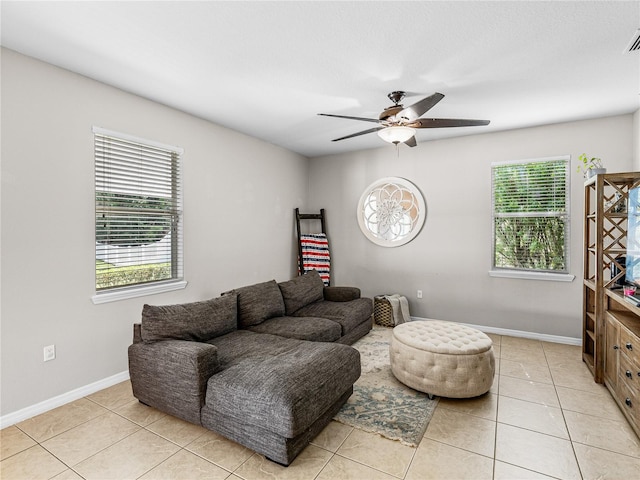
[492,159,568,272]
[95,260,171,290]
[96,192,173,247]
[494,217,566,270]
[96,193,176,290]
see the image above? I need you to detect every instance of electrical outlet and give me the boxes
[43,345,56,362]
[417,290,423,299]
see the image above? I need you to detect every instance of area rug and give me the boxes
[334,325,438,446]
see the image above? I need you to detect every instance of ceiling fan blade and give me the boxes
[399,92,445,119]
[331,126,382,142]
[318,113,380,124]
[414,118,490,128]
[404,136,417,147]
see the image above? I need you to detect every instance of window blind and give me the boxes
[94,127,183,291]
[491,157,570,273]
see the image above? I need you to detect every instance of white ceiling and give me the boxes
[2,1,639,158]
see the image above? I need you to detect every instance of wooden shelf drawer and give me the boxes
[620,326,640,355]
[617,376,640,426]
[619,352,640,392]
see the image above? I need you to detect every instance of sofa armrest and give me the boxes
[323,286,361,302]
[128,340,218,425]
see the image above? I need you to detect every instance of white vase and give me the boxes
[587,168,606,178]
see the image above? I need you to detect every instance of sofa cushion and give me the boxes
[141,294,238,342]
[246,316,341,342]
[293,297,373,335]
[235,280,285,328]
[278,270,325,315]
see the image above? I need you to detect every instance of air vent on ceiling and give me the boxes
[626,28,640,53]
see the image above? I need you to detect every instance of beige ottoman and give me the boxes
[390,320,495,399]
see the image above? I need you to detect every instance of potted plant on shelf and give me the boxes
[577,153,606,178]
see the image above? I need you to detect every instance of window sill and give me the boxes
[91,280,188,304]
[488,270,575,282]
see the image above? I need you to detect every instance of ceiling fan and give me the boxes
[318,91,490,147]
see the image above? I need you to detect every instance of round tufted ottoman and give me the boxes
[390,320,495,399]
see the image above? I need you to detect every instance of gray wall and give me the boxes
[2,46,637,418]
[1,49,309,415]
[308,116,634,339]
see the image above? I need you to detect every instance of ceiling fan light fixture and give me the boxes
[377,126,416,144]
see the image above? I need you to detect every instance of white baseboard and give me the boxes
[0,319,581,429]
[410,316,582,346]
[0,370,130,429]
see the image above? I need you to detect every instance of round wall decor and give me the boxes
[357,177,426,247]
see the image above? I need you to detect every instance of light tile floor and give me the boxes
[2,334,640,479]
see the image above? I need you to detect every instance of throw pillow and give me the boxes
[141,293,237,342]
[278,270,324,315]
[234,280,286,328]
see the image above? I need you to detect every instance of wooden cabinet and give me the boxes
[604,312,619,389]
[582,172,640,382]
[582,173,640,437]
[604,291,640,436]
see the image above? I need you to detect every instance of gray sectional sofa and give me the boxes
[128,270,373,465]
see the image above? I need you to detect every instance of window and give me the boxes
[491,156,570,277]
[92,127,185,303]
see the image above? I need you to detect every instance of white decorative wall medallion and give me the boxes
[357,177,426,247]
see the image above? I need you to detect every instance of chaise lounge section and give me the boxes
[200,330,358,464]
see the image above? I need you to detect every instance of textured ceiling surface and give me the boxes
[2,1,639,158]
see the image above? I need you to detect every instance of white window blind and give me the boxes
[94,127,184,293]
[491,156,570,273]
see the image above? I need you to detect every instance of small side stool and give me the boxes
[389,320,495,398]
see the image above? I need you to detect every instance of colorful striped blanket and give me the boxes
[300,233,331,286]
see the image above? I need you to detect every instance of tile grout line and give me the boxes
[310,450,334,480]
[103,394,183,479]
[329,451,410,479]
[492,336,501,479]
[543,342,585,480]
[15,398,112,445]
[311,426,351,480]
[132,449,183,480]
[492,391,500,480]
[12,404,135,476]
[400,435,419,480]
